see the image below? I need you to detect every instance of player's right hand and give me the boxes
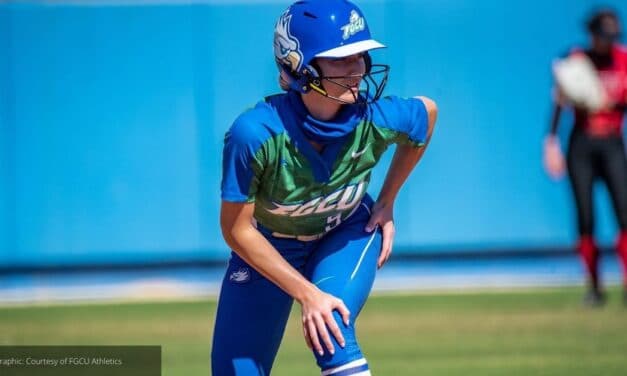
[299,288,350,356]
[543,135,566,180]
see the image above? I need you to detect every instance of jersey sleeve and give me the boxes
[372,96,429,147]
[221,112,268,203]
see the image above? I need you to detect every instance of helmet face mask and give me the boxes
[273,0,389,104]
[308,60,390,104]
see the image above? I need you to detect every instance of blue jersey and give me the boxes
[221,90,428,236]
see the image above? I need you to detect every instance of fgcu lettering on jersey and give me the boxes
[221,91,429,237]
[274,11,303,72]
[267,181,366,217]
[341,10,365,40]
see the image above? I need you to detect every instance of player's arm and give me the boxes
[220,201,349,356]
[543,88,566,179]
[549,87,566,135]
[365,96,437,268]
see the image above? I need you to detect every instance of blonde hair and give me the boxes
[278,70,291,91]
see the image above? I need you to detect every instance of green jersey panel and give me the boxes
[221,91,428,236]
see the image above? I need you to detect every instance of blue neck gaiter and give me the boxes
[287,90,363,144]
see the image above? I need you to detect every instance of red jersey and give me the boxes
[571,45,627,137]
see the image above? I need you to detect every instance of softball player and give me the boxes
[544,9,627,306]
[212,0,437,374]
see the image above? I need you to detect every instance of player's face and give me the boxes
[316,53,367,103]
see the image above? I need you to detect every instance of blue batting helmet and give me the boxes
[273,0,389,102]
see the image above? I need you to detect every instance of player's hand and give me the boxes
[365,200,394,269]
[543,135,566,180]
[300,288,350,356]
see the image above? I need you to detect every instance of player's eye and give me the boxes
[331,53,365,63]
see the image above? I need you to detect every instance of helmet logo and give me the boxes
[341,10,365,40]
[274,11,303,72]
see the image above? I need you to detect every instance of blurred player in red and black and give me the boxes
[544,9,627,306]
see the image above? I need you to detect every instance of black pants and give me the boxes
[567,129,627,237]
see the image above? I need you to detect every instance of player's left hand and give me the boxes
[365,200,395,269]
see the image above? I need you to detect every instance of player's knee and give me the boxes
[314,319,365,372]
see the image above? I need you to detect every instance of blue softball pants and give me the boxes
[211,196,381,375]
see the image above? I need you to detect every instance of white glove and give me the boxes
[552,54,608,112]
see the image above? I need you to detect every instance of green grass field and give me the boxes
[1,287,626,375]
